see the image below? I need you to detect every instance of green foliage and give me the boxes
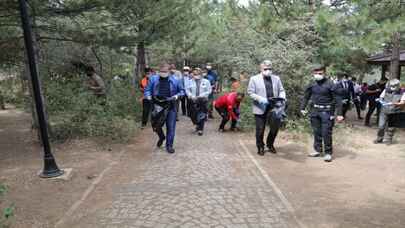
[0,184,14,228]
[44,75,140,142]
[1,0,405,136]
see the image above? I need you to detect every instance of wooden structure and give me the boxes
[367,50,405,79]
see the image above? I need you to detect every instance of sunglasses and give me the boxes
[263,68,272,71]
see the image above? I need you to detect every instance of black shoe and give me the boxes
[157,137,165,148]
[358,117,363,120]
[267,145,277,154]
[365,123,371,127]
[167,147,175,154]
[198,130,203,136]
[373,138,383,144]
[257,147,265,156]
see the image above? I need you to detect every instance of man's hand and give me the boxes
[336,115,345,123]
[167,95,179,101]
[394,101,405,107]
[258,97,268,105]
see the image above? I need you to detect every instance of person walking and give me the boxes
[205,64,219,119]
[247,60,286,156]
[214,92,245,132]
[374,79,404,145]
[351,77,363,120]
[335,73,352,119]
[139,67,153,129]
[144,63,184,154]
[185,68,212,136]
[182,66,193,117]
[364,78,387,126]
[300,65,344,162]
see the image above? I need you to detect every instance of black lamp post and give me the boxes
[18,0,64,178]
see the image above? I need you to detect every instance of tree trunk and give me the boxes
[135,41,146,83]
[390,32,401,79]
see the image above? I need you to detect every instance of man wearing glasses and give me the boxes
[247,60,286,156]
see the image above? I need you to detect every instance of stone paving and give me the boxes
[95,120,300,228]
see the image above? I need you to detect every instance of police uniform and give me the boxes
[300,78,343,157]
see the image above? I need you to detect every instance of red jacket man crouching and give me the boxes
[214,92,245,132]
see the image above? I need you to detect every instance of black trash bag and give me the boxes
[189,98,208,125]
[388,112,405,128]
[267,98,287,124]
[151,96,172,131]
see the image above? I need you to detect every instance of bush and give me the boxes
[44,74,141,142]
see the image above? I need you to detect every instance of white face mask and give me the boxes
[159,72,169,78]
[262,70,272,77]
[202,73,207,76]
[313,74,324,81]
[206,66,212,70]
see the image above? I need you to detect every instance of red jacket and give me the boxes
[214,92,240,120]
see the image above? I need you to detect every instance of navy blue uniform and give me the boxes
[300,78,343,155]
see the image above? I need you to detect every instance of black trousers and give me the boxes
[342,103,350,118]
[189,99,208,131]
[353,98,362,118]
[365,100,381,125]
[186,97,192,117]
[310,110,334,155]
[142,99,151,126]
[176,97,187,116]
[215,107,237,130]
[255,109,281,149]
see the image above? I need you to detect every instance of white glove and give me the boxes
[300,110,308,116]
[257,97,268,104]
[146,96,152,101]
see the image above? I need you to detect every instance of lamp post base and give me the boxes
[39,169,64,178]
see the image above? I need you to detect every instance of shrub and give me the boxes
[44,74,141,142]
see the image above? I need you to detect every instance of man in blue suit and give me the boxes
[144,63,185,154]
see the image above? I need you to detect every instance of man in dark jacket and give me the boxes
[300,65,344,162]
[364,78,387,126]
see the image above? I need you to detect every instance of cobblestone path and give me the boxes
[94,119,301,228]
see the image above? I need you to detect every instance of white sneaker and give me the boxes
[323,154,332,162]
[308,151,321,157]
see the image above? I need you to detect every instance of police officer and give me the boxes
[300,65,344,162]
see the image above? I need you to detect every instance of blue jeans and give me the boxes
[155,108,177,149]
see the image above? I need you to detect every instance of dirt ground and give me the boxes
[244,112,405,228]
[1,106,405,228]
